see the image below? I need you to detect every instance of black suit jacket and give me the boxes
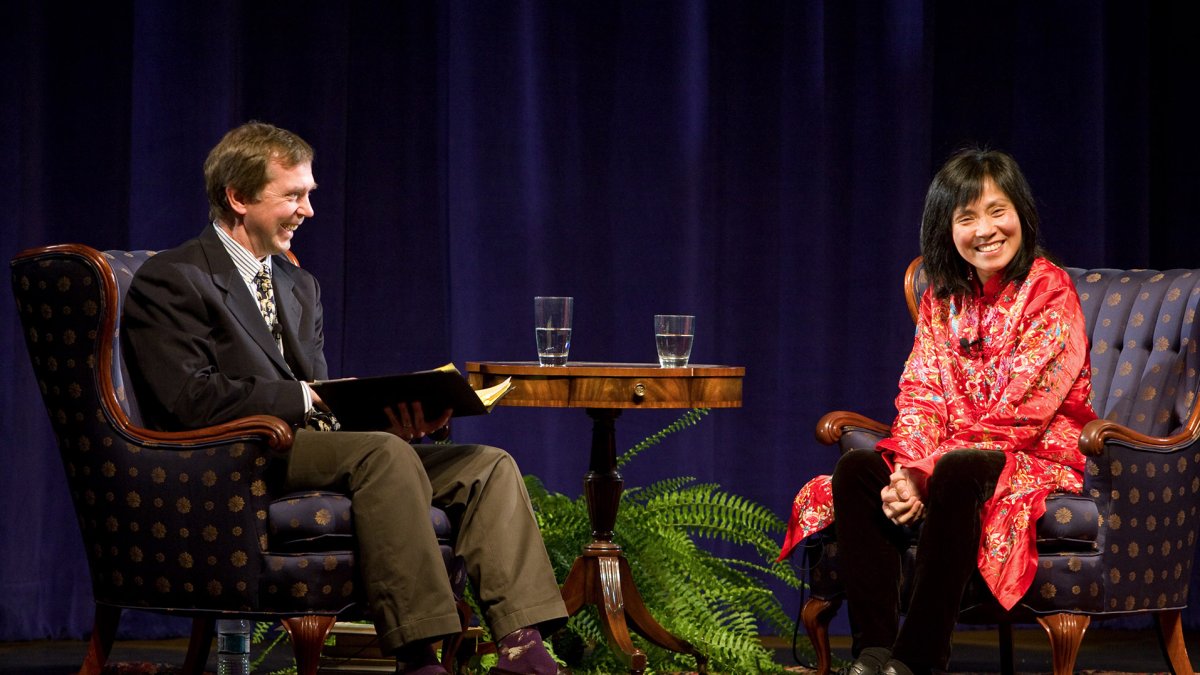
[123,226,329,430]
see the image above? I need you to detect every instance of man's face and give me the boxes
[951,177,1022,285]
[230,159,316,258]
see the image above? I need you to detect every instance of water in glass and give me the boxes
[536,327,572,366]
[655,332,693,367]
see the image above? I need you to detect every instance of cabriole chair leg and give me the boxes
[1036,613,1090,675]
[801,596,840,675]
[283,615,337,675]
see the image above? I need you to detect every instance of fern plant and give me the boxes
[250,621,299,675]
[524,408,806,674]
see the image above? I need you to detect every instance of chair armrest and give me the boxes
[1079,412,1200,456]
[111,411,295,453]
[815,410,891,445]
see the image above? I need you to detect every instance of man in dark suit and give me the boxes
[123,122,566,675]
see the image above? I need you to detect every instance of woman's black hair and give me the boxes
[920,147,1043,298]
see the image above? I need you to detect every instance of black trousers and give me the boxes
[831,449,1006,673]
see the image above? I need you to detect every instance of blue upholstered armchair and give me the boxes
[10,244,468,675]
[799,257,1200,675]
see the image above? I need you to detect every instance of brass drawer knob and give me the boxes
[632,383,646,400]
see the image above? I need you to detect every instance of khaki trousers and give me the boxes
[286,429,567,654]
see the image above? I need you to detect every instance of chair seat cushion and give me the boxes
[1035,493,1099,552]
[269,492,454,550]
[264,492,462,611]
[803,530,842,599]
[269,491,355,551]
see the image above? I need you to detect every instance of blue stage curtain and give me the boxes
[2,0,1198,640]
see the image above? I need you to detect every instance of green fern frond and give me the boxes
[249,621,293,673]
[720,556,802,589]
[622,474,698,504]
[642,487,782,545]
[617,407,709,469]
[251,620,274,643]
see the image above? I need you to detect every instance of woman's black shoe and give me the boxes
[879,658,915,675]
[846,647,890,675]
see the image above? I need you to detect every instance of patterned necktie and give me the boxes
[253,264,341,432]
[252,264,282,353]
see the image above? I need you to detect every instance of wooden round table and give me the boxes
[466,362,744,674]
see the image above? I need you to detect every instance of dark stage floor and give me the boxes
[784,626,1200,673]
[1,627,1197,674]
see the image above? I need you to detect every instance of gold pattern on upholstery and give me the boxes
[261,552,357,610]
[798,258,1200,675]
[269,491,355,551]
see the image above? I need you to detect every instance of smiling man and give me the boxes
[208,133,316,259]
[122,122,567,675]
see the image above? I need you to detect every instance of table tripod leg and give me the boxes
[561,556,588,616]
[618,557,708,673]
[561,554,647,674]
[596,556,648,674]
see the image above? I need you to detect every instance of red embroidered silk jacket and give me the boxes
[779,258,1097,609]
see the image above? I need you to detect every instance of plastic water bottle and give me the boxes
[216,618,251,675]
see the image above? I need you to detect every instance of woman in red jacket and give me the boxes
[779,148,1096,675]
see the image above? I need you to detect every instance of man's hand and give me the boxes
[384,401,452,443]
[881,466,925,525]
[308,384,329,410]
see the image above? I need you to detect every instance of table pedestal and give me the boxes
[558,409,707,675]
[465,362,743,675]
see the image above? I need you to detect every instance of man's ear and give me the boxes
[225,185,251,216]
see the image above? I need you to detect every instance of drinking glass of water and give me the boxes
[654,314,694,368]
[534,296,573,366]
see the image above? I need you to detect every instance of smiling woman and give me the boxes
[951,179,1022,284]
[779,148,1096,675]
[918,148,1045,299]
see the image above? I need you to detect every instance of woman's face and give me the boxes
[951,178,1022,284]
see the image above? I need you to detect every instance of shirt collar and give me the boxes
[212,222,272,286]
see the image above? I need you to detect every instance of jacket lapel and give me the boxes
[198,228,295,378]
[272,261,312,380]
